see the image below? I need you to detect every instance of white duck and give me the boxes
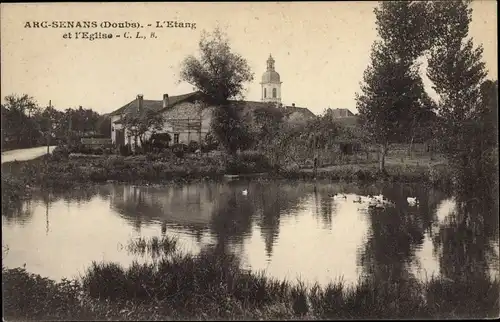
[332,194,348,201]
[407,197,418,206]
[369,194,394,207]
[353,196,372,204]
[242,189,248,196]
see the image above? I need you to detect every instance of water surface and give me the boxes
[2,180,498,286]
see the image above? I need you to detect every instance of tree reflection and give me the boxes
[208,181,309,259]
[432,192,499,283]
[256,182,310,258]
[359,185,440,284]
[1,199,34,224]
[312,185,337,230]
[208,183,255,256]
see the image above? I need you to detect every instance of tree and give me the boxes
[211,107,253,154]
[406,95,438,157]
[1,94,42,148]
[426,0,490,193]
[121,109,165,150]
[356,42,429,171]
[253,105,285,147]
[96,115,112,138]
[356,1,433,172]
[179,27,254,154]
[37,105,65,144]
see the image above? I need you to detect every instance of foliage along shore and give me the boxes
[1,148,453,212]
[3,235,498,321]
[1,147,452,187]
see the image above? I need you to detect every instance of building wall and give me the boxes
[261,82,281,103]
[160,102,216,145]
[110,115,122,144]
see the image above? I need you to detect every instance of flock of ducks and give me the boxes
[331,193,419,208]
[242,189,419,208]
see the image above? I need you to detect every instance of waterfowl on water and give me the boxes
[242,189,248,196]
[365,194,394,208]
[407,197,418,206]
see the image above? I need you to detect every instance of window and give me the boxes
[174,133,180,144]
[272,88,277,98]
[264,88,267,98]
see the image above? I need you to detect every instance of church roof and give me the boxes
[261,54,281,83]
[261,70,281,83]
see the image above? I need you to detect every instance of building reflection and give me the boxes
[109,183,220,231]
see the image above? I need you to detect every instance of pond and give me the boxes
[2,180,498,286]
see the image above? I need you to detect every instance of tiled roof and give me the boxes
[110,92,316,123]
[109,91,202,116]
[283,105,316,119]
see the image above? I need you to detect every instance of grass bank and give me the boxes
[278,162,453,187]
[1,150,451,189]
[1,149,275,188]
[3,236,498,320]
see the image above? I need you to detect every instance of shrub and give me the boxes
[119,145,131,156]
[172,144,187,159]
[188,141,200,153]
[51,145,70,161]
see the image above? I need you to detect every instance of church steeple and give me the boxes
[261,54,282,104]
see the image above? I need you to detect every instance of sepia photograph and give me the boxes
[1,1,498,320]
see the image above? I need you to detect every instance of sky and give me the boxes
[1,1,497,116]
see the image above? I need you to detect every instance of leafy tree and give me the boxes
[356,1,433,172]
[253,105,285,147]
[1,94,42,148]
[426,0,491,193]
[121,109,165,150]
[37,105,66,144]
[96,115,112,137]
[180,28,254,154]
[211,107,253,154]
[264,112,342,167]
[64,106,100,137]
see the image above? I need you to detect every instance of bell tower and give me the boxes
[260,54,282,104]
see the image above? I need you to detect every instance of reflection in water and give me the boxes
[2,181,498,288]
[432,196,499,283]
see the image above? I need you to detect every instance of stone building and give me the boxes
[109,55,315,149]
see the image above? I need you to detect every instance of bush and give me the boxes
[51,145,70,161]
[187,141,200,153]
[172,144,187,158]
[119,145,131,157]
